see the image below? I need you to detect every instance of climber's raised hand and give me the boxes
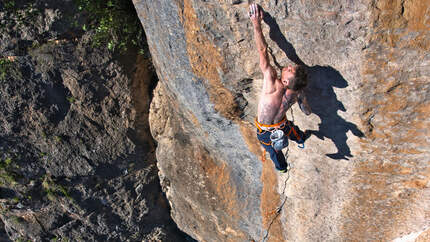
[249,3,263,26]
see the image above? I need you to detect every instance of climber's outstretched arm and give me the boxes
[250,4,276,91]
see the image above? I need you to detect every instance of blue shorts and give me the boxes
[256,123,303,171]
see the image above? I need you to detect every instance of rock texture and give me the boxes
[0,1,187,241]
[135,0,430,241]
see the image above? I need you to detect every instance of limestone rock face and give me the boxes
[136,0,430,241]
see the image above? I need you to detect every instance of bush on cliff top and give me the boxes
[75,0,144,53]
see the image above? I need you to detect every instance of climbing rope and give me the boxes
[261,146,290,242]
[260,109,302,241]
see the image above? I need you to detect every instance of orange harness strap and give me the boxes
[259,140,271,146]
[258,121,302,144]
[288,123,302,142]
[255,116,287,132]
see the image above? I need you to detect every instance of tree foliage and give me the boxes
[75,0,144,53]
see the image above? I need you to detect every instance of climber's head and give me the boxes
[281,65,308,91]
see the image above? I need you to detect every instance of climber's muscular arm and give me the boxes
[250,4,276,93]
[298,90,312,115]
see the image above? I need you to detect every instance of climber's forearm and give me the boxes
[253,24,271,71]
[253,24,267,53]
[298,93,312,116]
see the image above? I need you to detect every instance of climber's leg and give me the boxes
[257,130,288,172]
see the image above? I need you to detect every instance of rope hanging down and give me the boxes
[261,99,298,241]
[261,147,290,242]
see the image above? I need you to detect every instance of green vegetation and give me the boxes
[15,238,31,242]
[3,0,145,54]
[0,59,13,80]
[0,157,17,185]
[0,58,22,81]
[11,215,24,224]
[0,172,16,185]
[75,0,144,53]
[0,157,13,169]
[54,136,62,143]
[66,96,76,103]
[4,0,15,10]
[42,175,72,202]
[4,157,13,166]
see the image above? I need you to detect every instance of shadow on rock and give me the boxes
[263,12,364,160]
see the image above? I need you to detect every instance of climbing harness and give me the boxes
[255,117,304,150]
[255,116,287,133]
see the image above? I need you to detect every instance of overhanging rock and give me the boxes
[134,0,430,241]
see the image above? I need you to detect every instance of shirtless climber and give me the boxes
[249,4,312,173]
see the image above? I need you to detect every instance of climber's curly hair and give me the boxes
[287,65,308,91]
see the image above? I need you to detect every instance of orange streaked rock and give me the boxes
[260,156,284,242]
[178,0,240,120]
